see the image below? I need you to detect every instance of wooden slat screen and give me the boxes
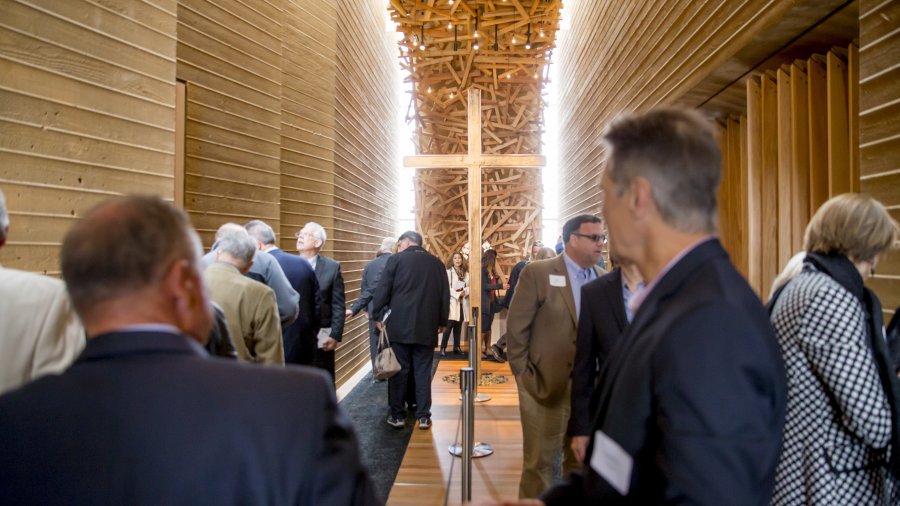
[0,0,178,275]
[719,45,860,298]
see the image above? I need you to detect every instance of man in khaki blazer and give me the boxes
[507,214,606,498]
[0,189,84,395]
[204,228,283,366]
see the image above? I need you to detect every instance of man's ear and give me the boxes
[630,176,655,219]
[0,226,8,248]
[241,258,254,274]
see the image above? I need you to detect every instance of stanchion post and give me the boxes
[460,367,474,503]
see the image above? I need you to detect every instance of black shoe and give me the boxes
[418,417,432,430]
[440,349,446,357]
[453,347,463,355]
[489,344,506,363]
[386,416,405,429]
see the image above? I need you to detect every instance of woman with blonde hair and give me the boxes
[770,193,900,505]
[441,251,469,356]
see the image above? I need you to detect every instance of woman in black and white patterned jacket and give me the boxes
[770,193,900,505]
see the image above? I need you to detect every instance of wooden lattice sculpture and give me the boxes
[389,0,560,276]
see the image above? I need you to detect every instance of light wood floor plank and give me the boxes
[387,360,522,505]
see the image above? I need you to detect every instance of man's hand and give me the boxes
[571,435,590,464]
[375,321,383,331]
[438,326,446,334]
[320,337,338,351]
[344,309,353,320]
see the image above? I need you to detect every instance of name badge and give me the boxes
[590,430,633,495]
[549,274,566,287]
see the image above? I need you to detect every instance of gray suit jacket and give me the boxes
[350,252,391,319]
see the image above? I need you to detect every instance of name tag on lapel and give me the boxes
[549,274,566,287]
[590,430,632,495]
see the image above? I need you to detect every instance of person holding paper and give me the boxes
[506,214,606,498]
[296,222,345,381]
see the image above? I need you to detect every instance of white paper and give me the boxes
[452,280,466,291]
[590,430,633,496]
[317,327,331,349]
[549,274,567,287]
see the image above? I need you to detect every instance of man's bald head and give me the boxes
[61,195,211,339]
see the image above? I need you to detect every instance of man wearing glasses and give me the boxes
[506,214,607,498]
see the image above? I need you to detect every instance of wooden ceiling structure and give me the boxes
[389,0,561,273]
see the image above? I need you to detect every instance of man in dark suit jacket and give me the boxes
[297,221,345,381]
[247,220,321,367]
[568,261,642,464]
[535,108,786,505]
[346,237,395,369]
[372,230,449,430]
[0,195,376,505]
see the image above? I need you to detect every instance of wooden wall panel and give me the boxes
[279,0,336,251]
[176,0,284,247]
[556,0,793,223]
[860,0,900,318]
[745,79,763,294]
[789,62,810,254]
[332,0,401,386]
[776,68,793,270]
[0,0,178,275]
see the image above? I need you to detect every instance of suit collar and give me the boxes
[608,268,628,331]
[78,331,207,363]
[626,239,727,344]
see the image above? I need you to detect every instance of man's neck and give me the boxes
[262,244,278,252]
[563,248,593,270]
[300,250,317,260]
[621,265,642,291]
[637,227,711,283]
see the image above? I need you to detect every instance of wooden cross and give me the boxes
[404,88,545,361]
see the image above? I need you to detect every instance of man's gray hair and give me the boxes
[0,188,8,241]
[304,222,327,246]
[379,237,395,253]
[216,229,256,267]
[214,223,244,241]
[602,107,721,234]
[245,220,276,245]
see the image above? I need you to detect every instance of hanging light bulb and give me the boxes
[473,40,479,50]
[449,0,453,4]
[511,34,516,44]
[525,23,531,49]
[419,25,425,50]
[525,41,531,49]
[506,72,511,79]
[448,21,452,30]
[427,86,432,93]
[449,92,454,99]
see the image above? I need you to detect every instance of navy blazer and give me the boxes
[544,239,787,505]
[268,248,321,365]
[0,331,376,505]
[372,245,449,346]
[569,268,628,436]
[314,255,345,341]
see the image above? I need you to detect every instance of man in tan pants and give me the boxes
[507,214,606,498]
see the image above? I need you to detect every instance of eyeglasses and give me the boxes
[572,232,606,243]
[294,232,309,239]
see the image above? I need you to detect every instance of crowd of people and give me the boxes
[0,106,899,505]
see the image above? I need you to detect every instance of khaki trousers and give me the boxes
[516,380,578,498]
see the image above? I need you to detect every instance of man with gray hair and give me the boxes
[247,220,321,367]
[203,227,283,365]
[203,223,299,327]
[296,221,345,380]
[346,237,395,372]
[0,188,85,395]
[535,108,786,505]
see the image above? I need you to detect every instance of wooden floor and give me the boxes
[387,359,523,505]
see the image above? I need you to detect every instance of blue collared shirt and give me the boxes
[562,251,597,318]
